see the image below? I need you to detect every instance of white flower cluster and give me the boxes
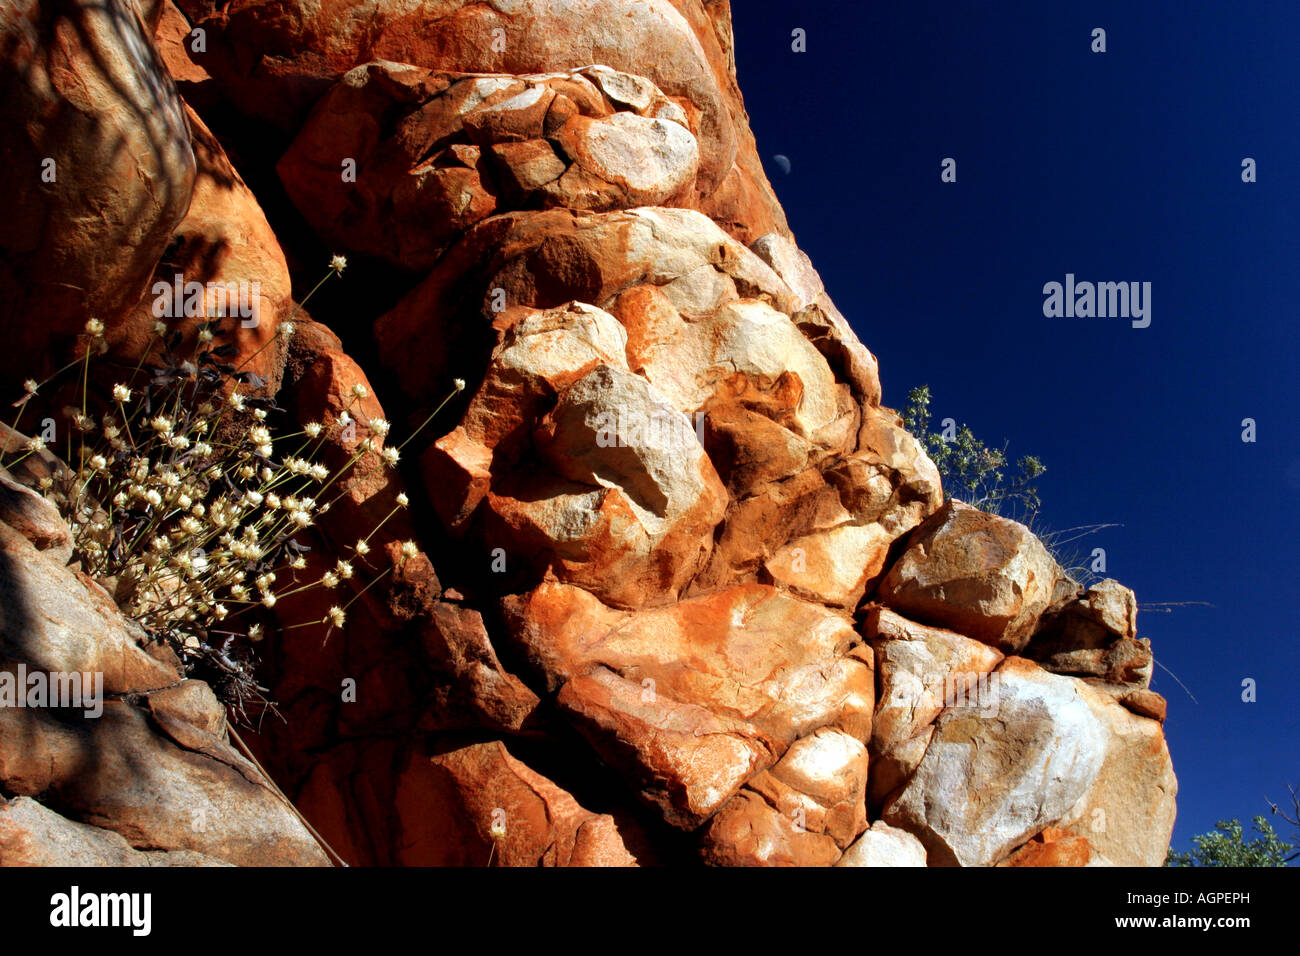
[2,259,466,715]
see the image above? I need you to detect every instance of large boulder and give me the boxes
[559,667,777,829]
[0,521,180,695]
[425,301,731,609]
[700,727,869,866]
[425,301,634,533]
[376,206,818,407]
[492,362,728,608]
[176,0,737,188]
[0,696,330,866]
[1024,578,1165,723]
[878,500,1079,653]
[883,657,1107,867]
[1026,580,1152,681]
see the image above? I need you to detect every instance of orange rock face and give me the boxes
[400,741,636,867]
[999,828,1095,867]
[0,0,1177,867]
[115,104,294,385]
[0,0,195,384]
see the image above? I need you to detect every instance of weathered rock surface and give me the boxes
[1054,678,1178,867]
[378,205,834,407]
[1027,580,1153,680]
[399,741,637,867]
[0,520,180,695]
[865,605,1004,753]
[502,581,873,837]
[883,657,1108,867]
[700,727,869,866]
[115,102,293,384]
[172,0,785,237]
[700,791,842,867]
[997,826,1096,868]
[0,467,72,560]
[506,362,729,607]
[0,797,230,866]
[278,62,700,271]
[1024,578,1168,724]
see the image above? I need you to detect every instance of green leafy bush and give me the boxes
[901,384,1046,521]
[1165,816,1294,867]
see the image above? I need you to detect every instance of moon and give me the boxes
[772,154,791,175]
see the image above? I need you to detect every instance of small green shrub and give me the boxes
[901,384,1046,522]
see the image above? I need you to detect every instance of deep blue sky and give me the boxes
[734,0,1300,857]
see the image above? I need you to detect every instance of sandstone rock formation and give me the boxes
[0,0,1176,866]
